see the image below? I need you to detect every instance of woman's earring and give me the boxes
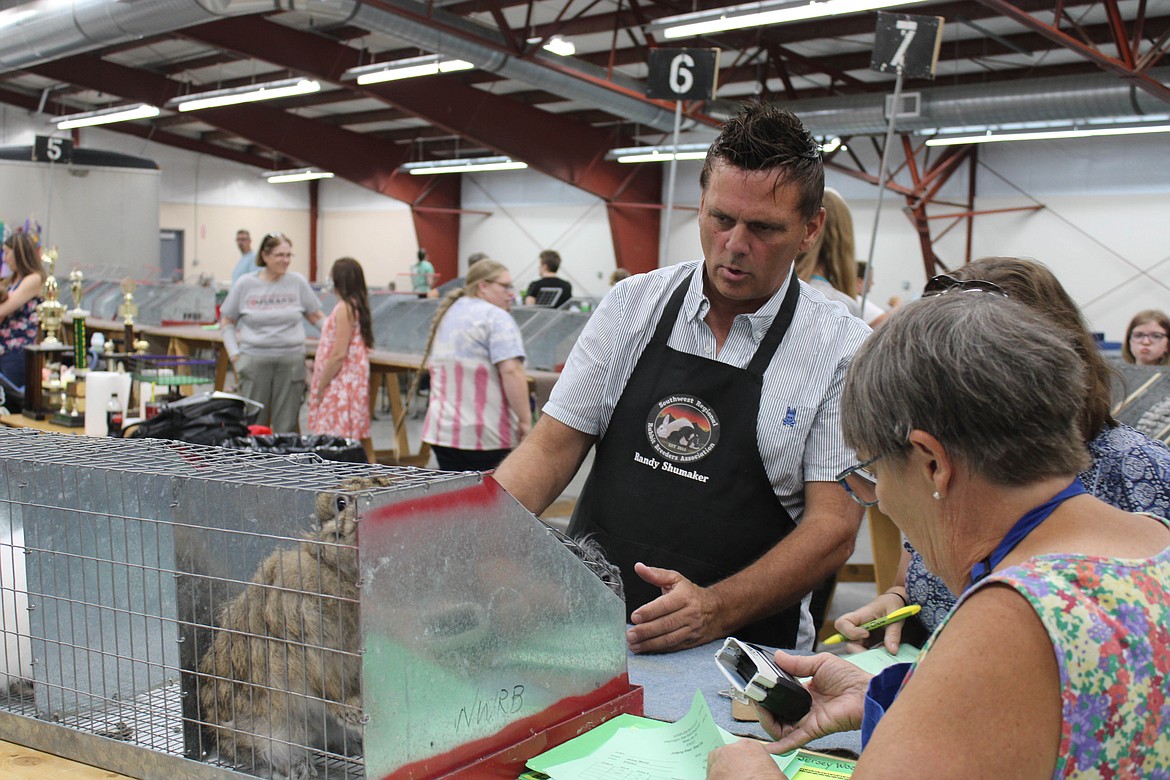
[932,491,942,501]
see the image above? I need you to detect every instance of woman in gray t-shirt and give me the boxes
[220,233,323,433]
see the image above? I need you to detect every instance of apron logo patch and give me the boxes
[645,395,720,463]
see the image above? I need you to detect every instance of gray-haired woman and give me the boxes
[220,233,323,433]
[707,293,1170,780]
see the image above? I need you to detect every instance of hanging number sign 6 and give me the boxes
[646,49,720,101]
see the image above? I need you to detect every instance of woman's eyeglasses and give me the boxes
[260,232,288,249]
[490,280,515,292]
[835,449,896,507]
[922,274,1008,298]
[1131,331,1167,343]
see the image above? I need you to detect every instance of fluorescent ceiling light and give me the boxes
[528,35,576,56]
[264,169,335,184]
[611,136,839,163]
[612,146,710,163]
[342,55,475,86]
[55,103,160,129]
[401,156,527,175]
[925,123,1170,146]
[169,78,319,112]
[652,0,933,38]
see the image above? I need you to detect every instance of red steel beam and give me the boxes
[923,204,1046,220]
[181,16,663,271]
[405,174,461,286]
[30,54,463,273]
[975,0,1170,105]
[1102,0,1136,69]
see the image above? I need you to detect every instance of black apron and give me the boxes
[569,271,802,647]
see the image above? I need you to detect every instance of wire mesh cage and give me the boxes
[130,355,217,388]
[0,428,631,780]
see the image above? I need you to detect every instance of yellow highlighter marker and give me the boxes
[822,604,921,646]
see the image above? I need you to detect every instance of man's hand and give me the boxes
[706,739,784,780]
[626,562,726,653]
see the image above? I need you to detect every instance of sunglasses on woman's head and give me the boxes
[922,274,1008,298]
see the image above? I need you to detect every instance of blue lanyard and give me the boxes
[968,478,1087,587]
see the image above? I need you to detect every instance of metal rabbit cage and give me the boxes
[0,428,636,779]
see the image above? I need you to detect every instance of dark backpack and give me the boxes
[128,393,257,447]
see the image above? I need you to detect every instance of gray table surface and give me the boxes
[626,638,863,756]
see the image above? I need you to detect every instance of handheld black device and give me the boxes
[714,637,812,723]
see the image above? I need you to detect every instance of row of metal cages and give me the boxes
[0,427,629,779]
[59,278,596,371]
[1108,361,1170,444]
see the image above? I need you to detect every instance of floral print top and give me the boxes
[906,423,1170,632]
[908,513,1170,779]
[306,302,370,439]
[0,279,40,355]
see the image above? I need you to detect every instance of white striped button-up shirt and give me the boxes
[544,259,871,525]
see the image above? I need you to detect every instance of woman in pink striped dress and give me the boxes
[412,259,531,472]
[307,257,374,460]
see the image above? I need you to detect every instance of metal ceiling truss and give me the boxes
[1,0,1165,278]
[974,0,1170,105]
[179,15,664,273]
[26,52,453,281]
[827,135,1046,276]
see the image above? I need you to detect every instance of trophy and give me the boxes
[118,277,138,354]
[68,268,89,370]
[23,252,70,419]
[37,273,66,346]
[41,246,57,276]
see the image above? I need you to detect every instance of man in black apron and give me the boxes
[495,105,868,652]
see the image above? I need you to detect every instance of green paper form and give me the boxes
[839,643,920,676]
[528,690,738,780]
[526,690,858,779]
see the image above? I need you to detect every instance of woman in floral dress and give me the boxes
[307,257,374,460]
[0,232,45,399]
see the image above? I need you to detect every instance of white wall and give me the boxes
[831,133,1170,341]
[0,106,159,278]
[0,158,159,279]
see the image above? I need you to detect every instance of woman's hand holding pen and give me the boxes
[833,589,909,653]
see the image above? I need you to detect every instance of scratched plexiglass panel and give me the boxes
[359,474,627,779]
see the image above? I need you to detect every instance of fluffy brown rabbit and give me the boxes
[197,475,395,779]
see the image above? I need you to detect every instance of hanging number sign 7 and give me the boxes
[646,49,720,101]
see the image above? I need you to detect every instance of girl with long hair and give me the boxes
[307,257,375,460]
[409,259,531,471]
[0,232,46,389]
[794,188,859,317]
